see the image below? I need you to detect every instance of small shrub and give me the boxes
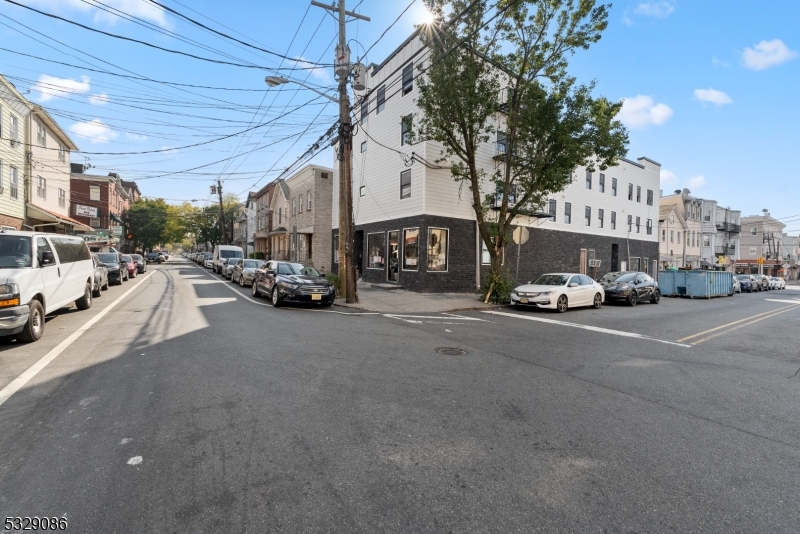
[481,268,513,304]
[326,273,340,296]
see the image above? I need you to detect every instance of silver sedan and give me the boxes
[231,259,266,286]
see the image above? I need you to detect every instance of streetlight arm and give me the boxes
[264,76,338,103]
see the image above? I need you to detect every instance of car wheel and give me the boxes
[239,275,245,287]
[271,287,282,308]
[628,292,638,306]
[651,289,661,304]
[252,281,260,298]
[75,282,93,310]
[556,294,568,313]
[102,279,109,291]
[592,293,603,309]
[92,279,101,298]
[17,300,45,343]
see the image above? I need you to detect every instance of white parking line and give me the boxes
[0,271,156,408]
[482,310,692,348]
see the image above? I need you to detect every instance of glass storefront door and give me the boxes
[387,231,399,282]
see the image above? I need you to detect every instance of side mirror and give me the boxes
[99,263,108,268]
[569,282,579,288]
[40,250,56,265]
[526,281,532,285]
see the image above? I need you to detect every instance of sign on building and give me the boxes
[76,205,98,218]
[112,226,123,236]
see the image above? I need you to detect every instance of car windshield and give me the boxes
[599,272,626,283]
[735,275,748,280]
[220,250,243,259]
[278,262,321,277]
[0,235,33,268]
[131,255,143,260]
[122,255,133,262]
[614,273,637,283]
[97,253,118,263]
[532,274,569,286]
[243,260,263,269]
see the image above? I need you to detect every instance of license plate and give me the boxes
[520,298,528,304]
[311,294,322,301]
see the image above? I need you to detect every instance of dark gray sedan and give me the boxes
[231,259,265,287]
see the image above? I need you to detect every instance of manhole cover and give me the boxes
[435,347,468,356]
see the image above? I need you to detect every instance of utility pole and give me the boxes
[311,0,369,304]
[212,179,228,245]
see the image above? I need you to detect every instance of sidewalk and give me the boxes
[334,282,499,313]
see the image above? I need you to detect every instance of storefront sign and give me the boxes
[76,205,98,218]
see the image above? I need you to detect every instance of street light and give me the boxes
[264,76,338,102]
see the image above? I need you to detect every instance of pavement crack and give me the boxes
[790,367,800,379]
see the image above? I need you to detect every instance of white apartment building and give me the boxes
[332,30,661,291]
[738,212,786,276]
[0,75,28,230]
[660,190,703,268]
[658,203,686,269]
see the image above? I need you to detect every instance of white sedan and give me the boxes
[511,273,605,312]
[770,277,786,290]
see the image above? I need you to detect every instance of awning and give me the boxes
[27,204,93,231]
[268,227,288,237]
[296,226,314,234]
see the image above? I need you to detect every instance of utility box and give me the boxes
[658,270,734,298]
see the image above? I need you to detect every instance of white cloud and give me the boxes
[712,56,729,68]
[88,92,109,106]
[693,88,733,106]
[633,1,675,18]
[33,74,90,102]
[741,39,798,71]
[687,175,706,190]
[69,119,118,143]
[22,0,169,27]
[660,169,678,186]
[617,95,673,128]
[293,57,331,83]
[126,132,147,141]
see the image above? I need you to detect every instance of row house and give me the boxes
[253,182,275,258]
[233,193,256,257]
[738,211,786,276]
[0,75,27,230]
[267,165,334,266]
[331,31,660,292]
[700,198,740,269]
[69,165,131,237]
[659,190,703,269]
[658,203,688,269]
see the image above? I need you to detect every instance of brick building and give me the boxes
[70,165,131,237]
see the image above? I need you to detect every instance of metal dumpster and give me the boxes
[657,270,733,298]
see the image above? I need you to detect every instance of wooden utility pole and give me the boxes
[214,179,228,245]
[312,0,368,304]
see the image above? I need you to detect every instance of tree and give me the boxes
[414,0,628,293]
[127,198,170,251]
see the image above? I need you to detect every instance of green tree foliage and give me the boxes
[127,198,169,251]
[414,0,628,279]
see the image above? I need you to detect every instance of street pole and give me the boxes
[312,0,369,304]
[215,179,228,246]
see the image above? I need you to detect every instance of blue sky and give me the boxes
[1,0,798,231]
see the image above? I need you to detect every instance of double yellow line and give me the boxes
[678,303,800,345]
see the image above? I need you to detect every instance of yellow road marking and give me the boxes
[677,304,798,342]
[689,305,800,345]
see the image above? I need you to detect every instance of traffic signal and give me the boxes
[126,232,134,240]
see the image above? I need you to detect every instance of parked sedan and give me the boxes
[752,274,769,291]
[96,252,129,285]
[222,257,240,279]
[145,251,163,264]
[131,254,147,273]
[91,253,109,297]
[252,261,335,307]
[203,253,214,269]
[121,255,138,278]
[734,275,753,293]
[600,271,660,306]
[232,259,265,287]
[510,273,604,312]
[770,276,786,290]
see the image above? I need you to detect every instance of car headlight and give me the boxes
[0,283,19,296]
[281,282,299,290]
[0,283,20,307]
[511,289,518,296]
[108,265,119,271]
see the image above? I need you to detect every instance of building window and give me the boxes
[661,228,665,242]
[367,232,386,269]
[627,214,633,232]
[58,143,65,163]
[646,189,653,206]
[750,227,757,235]
[292,198,296,216]
[749,247,756,255]
[401,115,412,146]
[307,191,312,210]
[359,186,365,197]
[278,207,282,225]
[598,208,604,228]
[599,173,605,193]
[628,183,633,200]
[612,178,617,196]
[37,176,46,199]
[670,230,674,243]
[376,85,386,113]
[400,169,411,199]
[10,115,18,143]
[481,239,505,265]
[678,231,681,244]
[9,167,17,199]
[361,141,367,153]
[89,218,100,228]
[298,195,303,213]
[636,186,641,203]
[585,170,592,189]
[0,162,3,194]
[59,188,66,208]
[360,96,368,125]
[402,62,413,95]
[636,216,641,233]
[704,235,711,247]
[402,228,419,270]
[704,211,711,222]
[333,234,338,262]
[611,211,616,230]
[37,122,46,147]
[564,202,571,224]
[496,131,507,155]
[646,219,652,235]
[584,206,591,226]
[89,185,100,201]
[427,228,448,272]
[548,199,556,221]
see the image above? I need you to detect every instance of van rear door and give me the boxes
[36,237,64,313]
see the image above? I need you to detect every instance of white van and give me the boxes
[0,231,95,342]
[212,245,244,274]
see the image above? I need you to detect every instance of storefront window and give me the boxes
[427,228,448,272]
[367,232,385,269]
[402,228,419,270]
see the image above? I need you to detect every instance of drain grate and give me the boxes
[435,347,468,356]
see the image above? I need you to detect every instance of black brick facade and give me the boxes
[333,216,659,293]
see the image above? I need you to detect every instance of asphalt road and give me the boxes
[1,258,799,533]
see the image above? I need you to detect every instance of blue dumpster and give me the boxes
[657,270,733,298]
